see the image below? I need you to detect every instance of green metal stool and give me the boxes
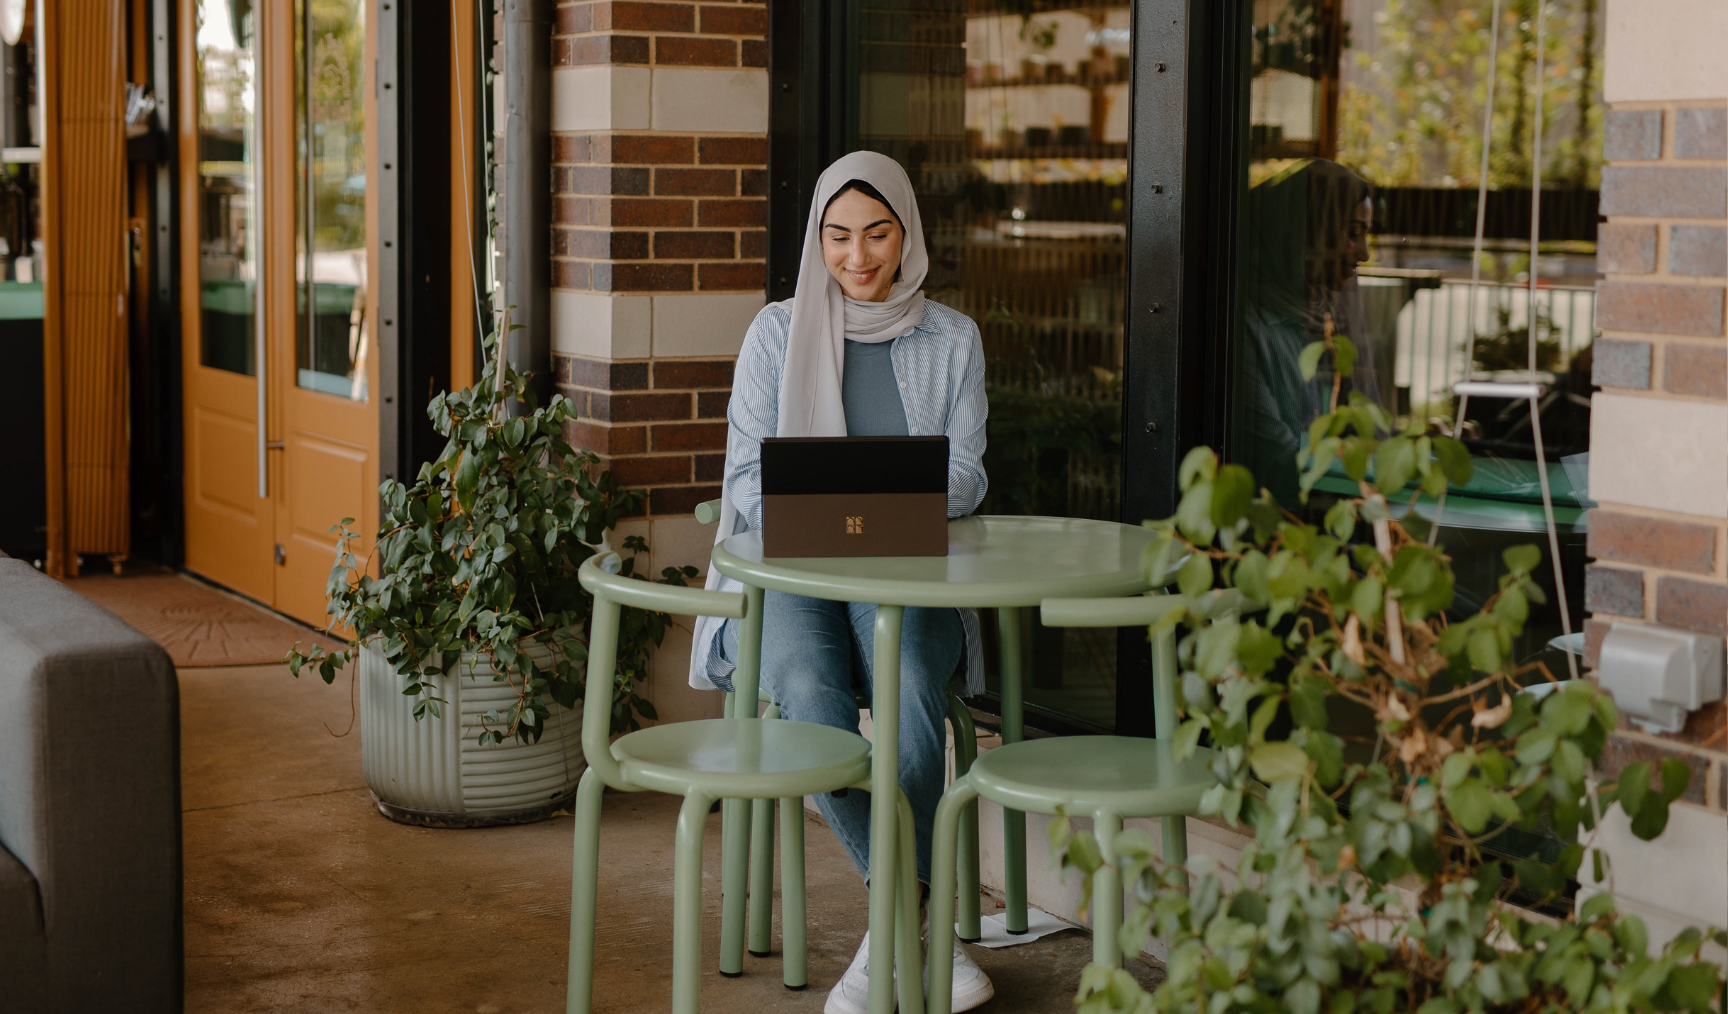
[925,591,1244,1014]
[694,498,986,959]
[567,553,926,1014]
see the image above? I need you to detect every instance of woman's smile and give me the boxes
[821,187,905,302]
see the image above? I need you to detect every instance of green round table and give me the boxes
[712,515,1159,1014]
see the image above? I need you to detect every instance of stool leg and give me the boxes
[894,790,926,1014]
[565,767,606,1014]
[995,606,1028,934]
[928,776,979,1014]
[779,796,807,989]
[718,797,749,976]
[674,792,715,1014]
[867,605,904,1014]
[748,797,775,957]
[1161,814,1190,889]
[945,695,981,943]
[1091,810,1123,970]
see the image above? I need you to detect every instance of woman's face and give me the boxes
[821,189,904,302]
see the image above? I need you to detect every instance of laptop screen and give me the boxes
[760,436,948,496]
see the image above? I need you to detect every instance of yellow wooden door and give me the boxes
[180,0,376,624]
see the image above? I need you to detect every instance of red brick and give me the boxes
[654,230,735,259]
[599,134,695,164]
[1585,564,1645,617]
[594,262,694,291]
[700,261,765,289]
[740,168,768,196]
[697,390,730,417]
[559,165,652,196]
[1664,343,1728,398]
[651,421,729,451]
[740,229,767,257]
[554,260,592,289]
[1655,576,1728,635]
[1597,223,1655,274]
[555,196,592,225]
[1600,166,1727,218]
[559,228,649,259]
[698,199,766,227]
[613,454,694,486]
[559,355,650,391]
[1675,106,1728,160]
[564,418,647,456]
[698,136,768,165]
[655,168,737,196]
[741,38,767,67]
[649,484,722,516]
[595,1,693,32]
[656,36,736,65]
[556,3,593,33]
[593,391,694,422]
[695,452,725,482]
[553,37,572,64]
[1670,224,1728,277]
[654,359,735,388]
[569,33,650,64]
[1587,509,1717,574]
[600,198,694,228]
[554,135,593,163]
[699,3,766,34]
[1583,616,1612,669]
[1597,736,1711,805]
[1596,281,1725,337]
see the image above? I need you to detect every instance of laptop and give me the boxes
[760,436,949,558]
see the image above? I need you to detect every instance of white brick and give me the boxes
[1604,0,1728,102]
[1589,393,1728,519]
[551,65,650,132]
[1579,800,1728,941]
[651,292,765,357]
[649,68,770,133]
[551,291,651,360]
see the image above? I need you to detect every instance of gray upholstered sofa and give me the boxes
[0,555,181,1011]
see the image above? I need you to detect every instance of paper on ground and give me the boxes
[966,906,1078,948]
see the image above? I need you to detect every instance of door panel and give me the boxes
[181,0,376,625]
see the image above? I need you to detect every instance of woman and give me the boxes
[687,151,995,1014]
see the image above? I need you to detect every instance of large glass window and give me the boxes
[196,0,258,376]
[841,0,1132,730]
[295,0,367,400]
[1229,0,1601,702]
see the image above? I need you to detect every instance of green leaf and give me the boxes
[1299,341,1327,381]
[1178,446,1217,492]
[1373,436,1417,495]
[1502,544,1541,575]
[1446,777,1495,834]
[1618,760,1652,816]
[1177,552,1213,598]
[1432,435,1474,486]
[1332,334,1358,380]
[1211,464,1256,528]
[1176,481,1217,546]
[1249,742,1310,783]
[1662,962,1722,1012]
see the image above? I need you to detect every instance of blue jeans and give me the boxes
[714,591,964,884]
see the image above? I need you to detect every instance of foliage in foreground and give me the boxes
[1056,333,1725,1014]
[285,326,694,742]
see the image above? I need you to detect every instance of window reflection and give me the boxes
[848,1,1132,730]
[196,0,256,376]
[295,0,367,401]
[1231,0,1602,686]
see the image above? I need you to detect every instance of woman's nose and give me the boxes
[845,243,871,268]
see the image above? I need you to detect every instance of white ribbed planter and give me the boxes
[359,639,586,827]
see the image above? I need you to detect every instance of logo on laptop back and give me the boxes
[846,516,864,535]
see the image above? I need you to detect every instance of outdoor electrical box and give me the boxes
[1597,624,1726,734]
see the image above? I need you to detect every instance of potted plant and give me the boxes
[1055,332,1726,1014]
[287,326,695,826]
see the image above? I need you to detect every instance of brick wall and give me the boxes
[1582,88,1728,908]
[546,0,771,722]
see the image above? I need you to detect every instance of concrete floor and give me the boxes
[179,661,1164,1012]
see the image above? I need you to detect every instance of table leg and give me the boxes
[995,606,1028,934]
[867,604,904,1014]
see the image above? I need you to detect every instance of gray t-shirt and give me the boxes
[841,338,910,436]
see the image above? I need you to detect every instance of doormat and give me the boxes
[66,573,342,668]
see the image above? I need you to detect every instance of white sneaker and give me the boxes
[824,933,873,1014]
[823,931,996,1014]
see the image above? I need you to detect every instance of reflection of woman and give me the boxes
[1236,158,1380,504]
[688,151,995,1014]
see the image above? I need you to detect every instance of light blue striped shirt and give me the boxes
[687,298,991,692]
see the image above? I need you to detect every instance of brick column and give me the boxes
[1577,14,1727,943]
[550,0,770,721]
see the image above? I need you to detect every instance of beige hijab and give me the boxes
[775,150,929,437]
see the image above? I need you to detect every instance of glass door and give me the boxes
[811,0,1134,731]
